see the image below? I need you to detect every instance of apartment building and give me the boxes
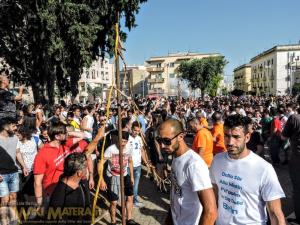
[233,64,252,93]
[120,66,148,97]
[145,52,220,97]
[250,44,300,96]
[78,57,114,102]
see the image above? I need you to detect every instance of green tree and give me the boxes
[87,85,103,101]
[177,56,227,97]
[292,83,300,96]
[0,0,147,104]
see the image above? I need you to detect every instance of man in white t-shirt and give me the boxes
[157,119,217,225]
[127,121,151,207]
[100,131,140,225]
[81,105,95,142]
[210,114,286,225]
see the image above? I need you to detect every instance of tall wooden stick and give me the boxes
[114,15,126,225]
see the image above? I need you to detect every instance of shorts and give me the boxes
[105,175,133,202]
[0,172,19,197]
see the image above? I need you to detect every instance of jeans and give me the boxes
[0,172,19,197]
[133,166,141,203]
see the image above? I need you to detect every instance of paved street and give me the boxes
[96,173,169,225]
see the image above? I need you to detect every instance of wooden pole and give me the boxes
[115,19,126,225]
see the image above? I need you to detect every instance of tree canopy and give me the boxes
[177,56,227,97]
[0,0,147,104]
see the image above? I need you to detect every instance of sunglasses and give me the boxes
[156,132,183,146]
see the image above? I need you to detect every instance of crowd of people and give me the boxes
[0,73,300,225]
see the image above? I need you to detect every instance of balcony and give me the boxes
[148,88,164,95]
[146,67,165,72]
[148,78,165,83]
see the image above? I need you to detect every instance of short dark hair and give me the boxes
[63,153,87,177]
[52,104,61,113]
[277,105,285,115]
[121,117,130,129]
[48,122,67,141]
[110,130,130,141]
[211,111,222,122]
[17,125,33,140]
[132,121,141,129]
[85,105,94,113]
[224,114,252,134]
[0,117,16,132]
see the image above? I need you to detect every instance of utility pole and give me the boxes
[115,14,126,225]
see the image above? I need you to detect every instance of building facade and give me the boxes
[120,66,148,97]
[78,57,113,103]
[145,52,220,97]
[250,44,300,96]
[233,64,251,92]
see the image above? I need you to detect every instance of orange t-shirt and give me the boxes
[211,123,226,155]
[192,128,214,167]
[199,117,209,128]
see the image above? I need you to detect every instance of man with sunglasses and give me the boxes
[157,119,217,225]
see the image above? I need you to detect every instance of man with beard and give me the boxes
[157,119,217,225]
[210,114,286,225]
[0,118,29,225]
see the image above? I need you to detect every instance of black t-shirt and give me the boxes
[48,116,60,126]
[282,114,300,154]
[48,180,91,224]
[0,146,18,174]
[247,131,263,153]
[0,88,16,119]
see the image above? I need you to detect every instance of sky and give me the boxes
[122,0,300,78]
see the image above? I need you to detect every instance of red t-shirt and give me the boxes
[33,138,88,196]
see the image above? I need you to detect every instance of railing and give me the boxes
[147,78,165,83]
[146,67,165,72]
[148,88,164,94]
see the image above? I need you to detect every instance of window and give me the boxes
[156,74,162,79]
[271,59,274,65]
[169,63,175,68]
[169,73,175,78]
[86,71,90,79]
[92,70,96,79]
[170,84,176,89]
[156,63,161,68]
[97,71,99,78]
